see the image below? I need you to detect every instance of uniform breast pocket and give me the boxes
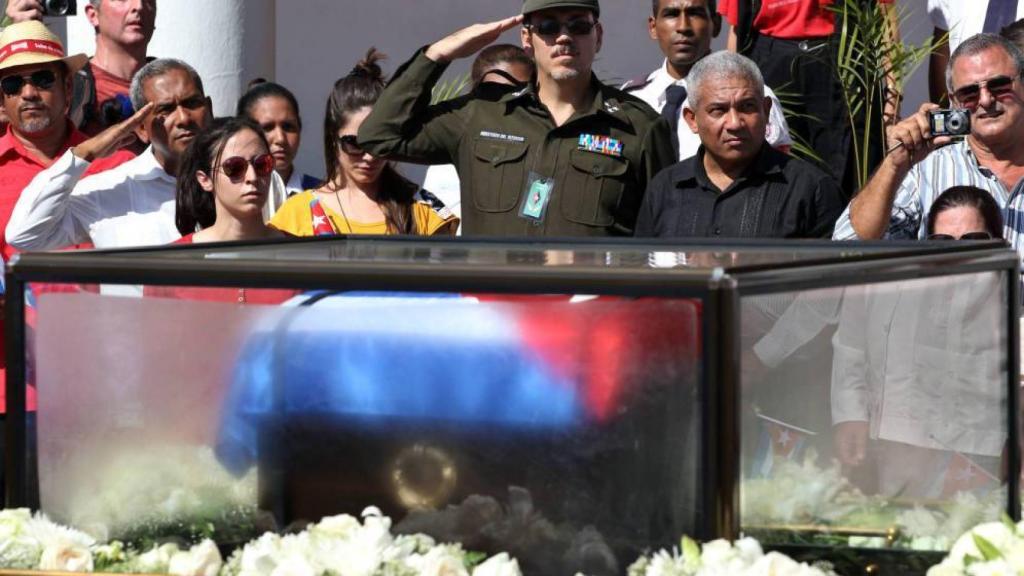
[469,139,529,213]
[561,149,630,226]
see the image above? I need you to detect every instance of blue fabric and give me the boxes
[216,297,583,475]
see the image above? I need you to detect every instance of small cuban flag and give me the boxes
[750,412,816,478]
[309,197,338,236]
[940,451,999,498]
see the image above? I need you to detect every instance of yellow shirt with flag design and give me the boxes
[270,190,458,236]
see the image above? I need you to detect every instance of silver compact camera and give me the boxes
[42,0,77,16]
[928,108,971,137]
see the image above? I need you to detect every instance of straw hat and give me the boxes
[0,20,88,75]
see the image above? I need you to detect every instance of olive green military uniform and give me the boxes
[358,50,675,237]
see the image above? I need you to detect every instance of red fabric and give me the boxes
[143,234,299,304]
[474,295,702,422]
[0,124,88,261]
[0,125,123,413]
[719,0,835,38]
[80,62,133,137]
[0,39,64,64]
[90,63,132,109]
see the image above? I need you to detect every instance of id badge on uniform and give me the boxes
[519,172,554,223]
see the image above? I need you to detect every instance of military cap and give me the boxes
[521,0,600,17]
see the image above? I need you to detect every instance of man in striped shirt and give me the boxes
[833,33,1024,253]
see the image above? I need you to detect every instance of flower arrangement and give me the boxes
[926,518,1024,575]
[741,452,1005,552]
[0,506,522,576]
[626,535,836,576]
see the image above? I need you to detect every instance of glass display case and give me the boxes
[4,237,1019,575]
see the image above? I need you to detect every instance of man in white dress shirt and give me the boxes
[6,58,212,251]
[928,0,1024,102]
[624,0,791,161]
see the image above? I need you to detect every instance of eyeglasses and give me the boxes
[927,231,994,240]
[526,17,595,37]
[218,154,274,180]
[338,135,364,156]
[0,69,57,97]
[952,75,1017,109]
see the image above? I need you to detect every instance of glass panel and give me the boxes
[107,236,961,272]
[28,286,703,576]
[739,271,1010,554]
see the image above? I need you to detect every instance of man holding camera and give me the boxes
[834,33,1024,247]
[6,0,156,137]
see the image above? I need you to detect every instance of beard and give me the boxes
[17,112,53,134]
[550,68,581,81]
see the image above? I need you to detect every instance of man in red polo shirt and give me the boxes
[0,21,91,262]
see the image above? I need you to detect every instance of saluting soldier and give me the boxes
[358,0,675,237]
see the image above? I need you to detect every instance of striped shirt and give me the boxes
[832,140,1024,254]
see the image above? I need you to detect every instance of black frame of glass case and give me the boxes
[4,237,1020,566]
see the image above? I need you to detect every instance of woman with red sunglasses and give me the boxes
[146,117,296,304]
[174,116,289,243]
[270,49,458,236]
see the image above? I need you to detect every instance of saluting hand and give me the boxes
[884,102,952,173]
[71,102,155,163]
[425,15,524,63]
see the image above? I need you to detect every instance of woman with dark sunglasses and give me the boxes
[926,185,1005,241]
[270,49,458,236]
[174,116,289,243]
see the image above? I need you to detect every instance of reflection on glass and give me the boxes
[31,289,703,576]
[740,272,1009,552]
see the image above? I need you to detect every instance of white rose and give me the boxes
[733,538,764,565]
[405,545,469,576]
[1005,539,1024,571]
[269,556,318,576]
[39,541,93,573]
[965,559,1015,576]
[240,533,284,576]
[0,536,42,569]
[310,515,361,541]
[137,543,181,573]
[948,523,1015,567]
[644,550,690,576]
[699,539,736,568]
[168,540,222,576]
[927,560,967,576]
[472,553,522,576]
[0,509,31,540]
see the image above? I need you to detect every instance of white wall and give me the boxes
[54,0,933,182]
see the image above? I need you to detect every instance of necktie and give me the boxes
[662,84,688,159]
[984,0,1019,33]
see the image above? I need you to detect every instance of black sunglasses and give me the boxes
[526,17,595,37]
[952,75,1016,109]
[338,135,363,156]
[0,69,57,97]
[927,231,994,240]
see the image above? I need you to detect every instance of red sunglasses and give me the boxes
[219,153,274,180]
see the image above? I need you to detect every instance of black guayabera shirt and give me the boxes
[634,144,846,238]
